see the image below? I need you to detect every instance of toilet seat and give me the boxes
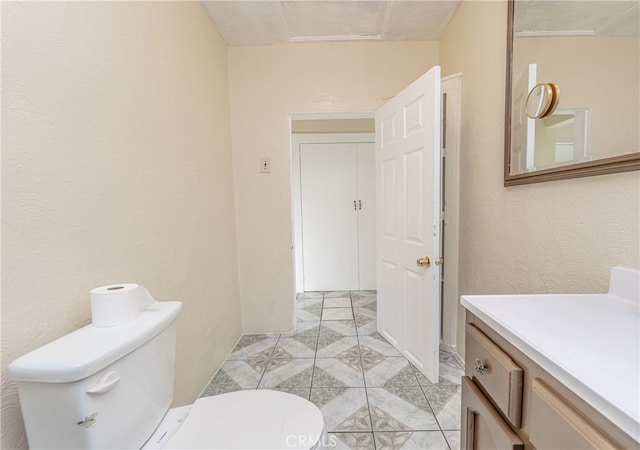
[163,390,325,450]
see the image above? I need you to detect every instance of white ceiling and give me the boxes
[515,1,639,37]
[201,1,462,46]
[201,1,639,47]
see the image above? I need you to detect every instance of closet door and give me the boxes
[300,143,359,291]
[357,143,376,290]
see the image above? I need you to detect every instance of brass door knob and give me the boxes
[416,256,431,267]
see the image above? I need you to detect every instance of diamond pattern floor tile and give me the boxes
[443,430,460,450]
[319,320,358,337]
[324,291,351,298]
[324,297,352,308]
[285,321,321,338]
[257,386,311,400]
[297,292,324,299]
[431,387,461,430]
[310,387,372,432]
[313,357,365,387]
[200,290,463,443]
[354,308,378,335]
[316,336,360,358]
[328,432,376,450]
[258,358,315,388]
[227,334,277,358]
[201,359,263,396]
[359,334,402,356]
[363,357,419,387]
[322,307,354,321]
[272,336,317,358]
[367,386,439,432]
[374,431,449,449]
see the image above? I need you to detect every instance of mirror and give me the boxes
[504,0,640,185]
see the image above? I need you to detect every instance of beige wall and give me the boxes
[439,1,640,356]
[228,41,439,332]
[1,3,241,448]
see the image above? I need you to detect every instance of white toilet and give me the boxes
[9,301,326,449]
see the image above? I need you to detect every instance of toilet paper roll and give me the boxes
[90,283,157,327]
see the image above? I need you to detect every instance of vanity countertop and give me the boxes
[461,268,640,443]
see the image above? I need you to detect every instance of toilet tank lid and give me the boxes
[8,301,182,383]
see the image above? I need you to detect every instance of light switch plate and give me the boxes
[260,158,271,173]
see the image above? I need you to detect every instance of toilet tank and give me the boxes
[9,301,182,449]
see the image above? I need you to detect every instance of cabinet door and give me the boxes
[300,143,359,291]
[530,379,618,450]
[461,377,524,450]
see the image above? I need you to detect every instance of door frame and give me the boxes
[440,73,462,354]
[290,121,375,293]
[288,105,461,353]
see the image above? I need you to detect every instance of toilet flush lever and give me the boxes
[86,370,121,394]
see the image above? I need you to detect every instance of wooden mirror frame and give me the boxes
[504,0,640,187]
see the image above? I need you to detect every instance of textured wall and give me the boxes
[228,41,439,332]
[439,1,640,356]
[1,3,241,448]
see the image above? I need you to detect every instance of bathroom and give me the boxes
[2,1,638,449]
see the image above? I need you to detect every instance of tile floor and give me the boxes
[201,290,463,450]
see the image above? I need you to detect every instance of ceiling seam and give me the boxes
[380,0,394,39]
[279,1,291,43]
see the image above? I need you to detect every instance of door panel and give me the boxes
[381,260,399,347]
[404,95,424,136]
[381,158,396,238]
[404,148,424,244]
[301,143,359,291]
[376,66,441,382]
[530,379,617,450]
[404,268,423,364]
[357,143,376,290]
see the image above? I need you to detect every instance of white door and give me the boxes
[375,66,442,382]
[356,143,376,291]
[300,142,359,291]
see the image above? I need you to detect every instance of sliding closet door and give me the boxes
[357,143,376,290]
[300,143,359,291]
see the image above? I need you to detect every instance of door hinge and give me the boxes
[441,147,446,158]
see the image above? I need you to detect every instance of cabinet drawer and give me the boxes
[461,377,524,450]
[530,379,618,449]
[465,324,523,426]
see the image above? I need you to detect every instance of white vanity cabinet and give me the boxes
[460,267,640,450]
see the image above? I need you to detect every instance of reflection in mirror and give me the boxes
[505,0,640,183]
[525,84,550,119]
[525,83,559,119]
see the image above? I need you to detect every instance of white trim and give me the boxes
[442,72,463,82]
[291,113,374,121]
[516,30,594,38]
[441,73,462,356]
[289,34,381,43]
